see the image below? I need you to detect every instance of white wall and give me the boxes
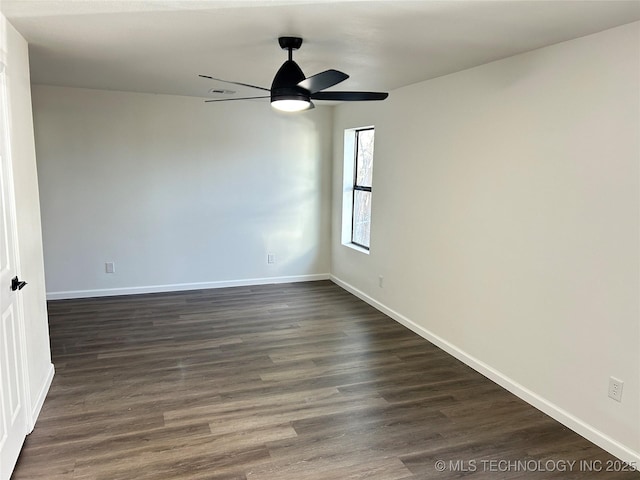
[1,14,53,423]
[331,23,639,463]
[32,86,333,297]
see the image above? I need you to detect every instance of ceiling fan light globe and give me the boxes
[271,98,311,112]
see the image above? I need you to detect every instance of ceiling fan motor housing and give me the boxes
[270,59,310,103]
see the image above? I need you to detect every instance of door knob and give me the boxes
[10,276,27,291]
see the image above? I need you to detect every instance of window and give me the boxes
[342,127,375,252]
[351,128,374,249]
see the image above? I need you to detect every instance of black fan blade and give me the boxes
[311,91,388,101]
[205,96,270,103]
[199,75,270,92]
[298,69,348,94]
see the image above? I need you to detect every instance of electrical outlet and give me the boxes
[378,275,383,288]
[267,254,275,264]
[608,377,623,402]
[105,262,115,274]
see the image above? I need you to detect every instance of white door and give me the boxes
[0,62,28,480]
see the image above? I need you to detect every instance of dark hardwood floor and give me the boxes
[12,281,639,479]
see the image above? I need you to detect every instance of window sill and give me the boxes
[343,243,370,255]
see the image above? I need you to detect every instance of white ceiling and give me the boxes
[2,0,639,102]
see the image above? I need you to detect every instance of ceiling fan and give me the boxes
[200,36,389,112]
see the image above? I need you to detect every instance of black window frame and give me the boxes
[351,127,374,250]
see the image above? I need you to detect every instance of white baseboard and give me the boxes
[29,363,54,433]
[330,275,640,469]
[46,274,331,300]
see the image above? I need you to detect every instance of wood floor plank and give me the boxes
[12,281,639,479]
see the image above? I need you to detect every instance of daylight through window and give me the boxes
[351,128,374,249]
